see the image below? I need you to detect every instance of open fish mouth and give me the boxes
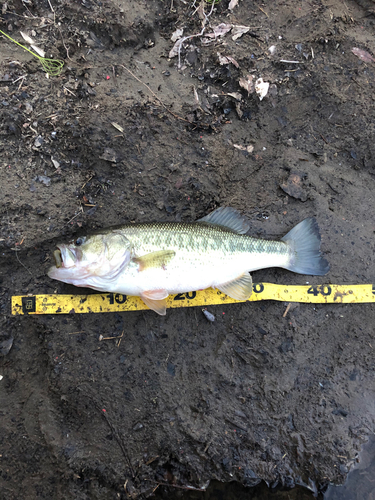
[53,249,62,268]
[52,245,78,269]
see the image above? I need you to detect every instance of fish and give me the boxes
[48,207,329,315]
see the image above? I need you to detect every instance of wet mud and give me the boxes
[1,0,375,498]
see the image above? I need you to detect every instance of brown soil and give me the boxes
[1,0,375,498]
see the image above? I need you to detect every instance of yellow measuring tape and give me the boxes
[11,283,375,315]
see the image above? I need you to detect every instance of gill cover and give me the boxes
[48,231,132,285]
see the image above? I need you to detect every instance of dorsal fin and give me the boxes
[196,207,250,234]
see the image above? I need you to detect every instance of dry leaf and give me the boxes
[171,28,184,42]
[206,23,232,39]
[31,45,45,58]
[228,0,239,10]
[239,75,254,94]
[235,102,243,118]
[255,77,269,100]
[169,39,182,58]
[233,144,254,153]
[111,122,124,133]
[197,0,205,21]
[231,25,250,41]
[20,31,35,45]
[193,86,200,105]
[352,47,375,63]
[51,157,60,169]
[269,45,276,55]
[217,52,239,68]
[227,92,242,100]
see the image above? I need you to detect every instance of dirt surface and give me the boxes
[1,0,375,498]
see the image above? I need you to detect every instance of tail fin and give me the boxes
[281,218,330,276]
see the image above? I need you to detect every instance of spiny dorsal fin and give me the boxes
[197,207,250,234]
[217,272,253,301]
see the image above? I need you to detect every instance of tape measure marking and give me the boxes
[11,283,375,315]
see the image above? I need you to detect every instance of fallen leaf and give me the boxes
[31,44,45,58]
[269,45,276,55]
[111,122,124,133]
[352,47,375,63]
[197,0,205,21]
[169,39,182,58]
[205,23,232,39]
[233,144,254,153]
[228,0,239,10]
[255,77,269,100]
[171,28,184,42]
[231,25,250,41]
[51,157,60,169]
[20,31,35,45]
[239,75,254,94]
[227,92,242,100]
[217,52,239,68]
[235,102,243,118]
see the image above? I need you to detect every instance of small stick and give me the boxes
[145,479,207,492]
[120,64,189,122]
[66,208,83,225]
[283,303,291,318]
[13,248,32,276]
[12,74,27,84]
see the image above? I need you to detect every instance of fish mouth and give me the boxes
[52,245,78,269]
[53,249,62,268]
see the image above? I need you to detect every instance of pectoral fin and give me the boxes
[217,273,253,301]
[141,289,169,315]
[133,250,176,271]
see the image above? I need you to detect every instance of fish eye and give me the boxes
[75,237,85,246]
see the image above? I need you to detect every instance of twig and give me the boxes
[283,303,291,318]
[12,74,27,84]
[101,409,135,477]
[145,479,207,492]
[66,207,83,225]
[63,86,76,96]
[13,248,32,276]
[320,133,328,144]
[57,26,73,61]
[176,0,215,69]
[120,64,189,122]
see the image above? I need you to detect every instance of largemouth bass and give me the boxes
[48,207,329,315]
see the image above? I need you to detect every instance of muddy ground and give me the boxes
[1,0,375,498]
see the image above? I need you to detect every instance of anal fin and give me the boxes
[217,273,253,301]
[141,289,169,315]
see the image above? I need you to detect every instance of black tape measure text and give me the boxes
[107,293,127,304]
[307,285,332,297]
[174,291,197,301]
